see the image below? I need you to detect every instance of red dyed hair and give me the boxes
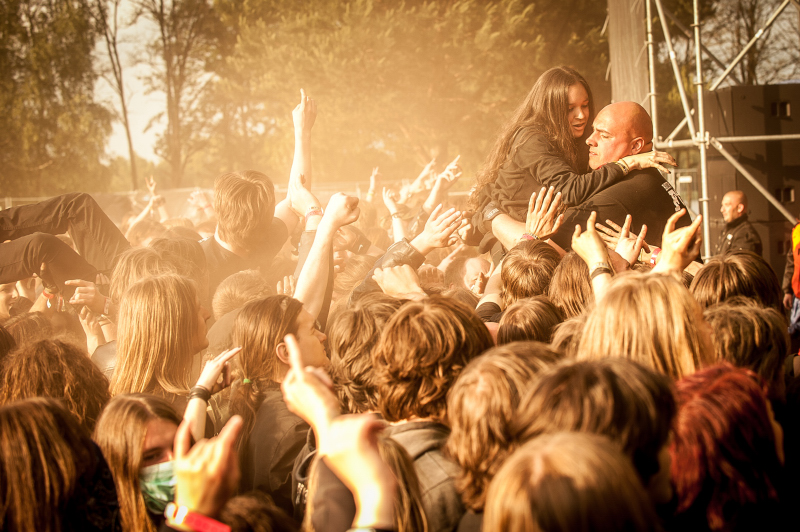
[671,364,782,531]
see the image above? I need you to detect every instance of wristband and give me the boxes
[42,288,57,300]
[589,261,613,280]
[165,503,230,532]
[189,385,212,403]
[521,233,540,241]
[304,207,323,224]
[103,296,111,316]
[650,248,662,266]
[615,158,630,175]
[391,212,403,219]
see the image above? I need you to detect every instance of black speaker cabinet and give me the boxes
[704,84,800,278]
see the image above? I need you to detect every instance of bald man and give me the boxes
[548,102,689,250]
[715,190,762,256]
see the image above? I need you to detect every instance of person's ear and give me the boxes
[275,343,291,366]
[630,136,645,154]
[737,203,746,215]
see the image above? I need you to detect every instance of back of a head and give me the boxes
[215,170,276,252]
[513,357,676,503]
[213,270,272,320]
[150,236,209,300]
[0,339,110,434]
[2,311,53,346]
[703,298,788,399]
[502,240,561,307]
[113,273,200,397]
[126,217,166,247]
[484,432,659,532]
[94,394,181,532]
[220,492,298,532]
[672,364,782,531]
[328,296,403,414]
[0,397,109,532]
[497,295,564,345]
[372,295,494,422]
[547,251,592,319]
[578,272,713,379]
[110,246,175,304]
[444,256,470,290]
[0,325,14,365]
[549,316,585,358]
[690,250,782,312]
[446,342,562,512]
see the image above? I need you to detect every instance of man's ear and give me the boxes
[736,203,746,215]
[275,343,291,366]
[630,136,645,154]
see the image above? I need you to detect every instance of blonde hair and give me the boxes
[577,272,713,379]
[111,274,200,398]
[212,270,272,320]
[214,170,276,252]
[93,394,181,532]
[110,247,174,304]
[484,432,658,532]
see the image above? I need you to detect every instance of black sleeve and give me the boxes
[476,301,502,322]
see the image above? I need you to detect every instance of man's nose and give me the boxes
[586,133,597,146]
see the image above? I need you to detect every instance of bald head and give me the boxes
[721,191,747,223]
[586,102,655,169]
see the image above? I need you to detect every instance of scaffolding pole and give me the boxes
[660,133,800,149]
[645,0,659,140]
[692,0,711,259]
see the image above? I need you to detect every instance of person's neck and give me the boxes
[214,227,249,258]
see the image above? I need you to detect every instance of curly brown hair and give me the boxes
[0,339,111,434]
[446,342,562,511]
[372,296,494,422]
[328,295,404,414]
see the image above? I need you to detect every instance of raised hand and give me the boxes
[173,416,242,519]
[524,186,564,240]
[276,275,295,297]
[281,334,340,436]
[195,347,241,395]
[411,204,462,255]
[372,264,426,300]
[292,88,317,136]
[382,187,400,215]
[571,212,612,268]
[66,279,107,315]
[652,209,703,274]
[613,215,647,266]
[320,193,361,232]
[145,175,157,196]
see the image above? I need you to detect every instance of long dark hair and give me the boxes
[470,66,594,209]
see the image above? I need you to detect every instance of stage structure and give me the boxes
[626,0,800,266]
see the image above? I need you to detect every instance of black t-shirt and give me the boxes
[200,218,289,299]
[550,168,690,250]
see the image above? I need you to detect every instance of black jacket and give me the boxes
[714,214,762,257]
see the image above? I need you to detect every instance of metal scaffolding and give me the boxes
[647,0,800,259]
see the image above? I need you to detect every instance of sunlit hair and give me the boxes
[512,358,676,496]
[703,297,788,400]
[440,286,480,308]
[94,394,181,532]
[470,66,594,209]
[0,398,104,532]
[0,339,110,434]
[0,325,14,365]
[549,316,585,358]
[111,274,201,398]
[497,295,563,345]
[671,364,782,531]
[484,432,659,532]
[212,270,272,320]
[110,247,175,304]
[547,251,593,318]
[214,170,276,252]
[372,296,494,422]
[220,491,298,532]
[2,311,53,345]
[229,295,304,451]
[578,272,713,379]
[149,237,209,300]
[690,250,782,312]
[126,217,166,247]
[333,254,379,301]
[303,434,428,532]
[446,342,561,511]
[501,239,561,308]
[328,296,404,414]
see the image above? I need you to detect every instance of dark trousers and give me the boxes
[0,193,130,296]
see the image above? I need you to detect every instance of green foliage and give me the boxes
[196,0,609,187]
[0,0,112,197]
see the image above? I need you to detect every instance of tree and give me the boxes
[0,0,111,197]
[93,0,139,191]
[134,0,218,188]
[194,0,609,186]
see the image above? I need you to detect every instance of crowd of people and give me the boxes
[0,69,797,532]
